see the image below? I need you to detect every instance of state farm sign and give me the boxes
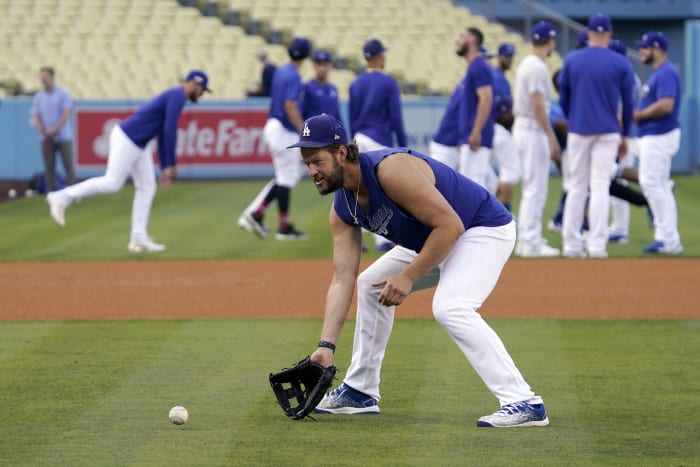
[75,108,272,166]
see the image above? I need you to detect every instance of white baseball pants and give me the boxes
[513,120,550,246]
[429,140,459,170]
[609,138,639,237]
[492,123,521,186]
[563,132,620,257]
[459,144,496,192]
[638,129,681,246]
[58,125,156,243]
[263,118,304,188]
[343,221,543,407]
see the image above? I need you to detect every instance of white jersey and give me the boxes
[513,55,551,120]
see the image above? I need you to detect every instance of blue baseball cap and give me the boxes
[498,43,515,57]
[635,31,668,50]
[363,38,387,59]
[289,36,312,60]
[313,49,332,63]
[577,29,589,48]
[608,39,627,56]
[531,21,556,41]
[495,95,513,114]
[186,70,212,92]
[287,114,348,148]
[588,13,612,33]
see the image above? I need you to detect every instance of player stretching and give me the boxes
[46,70,211,252]
[238,37,312,241]
[291,114,549,428]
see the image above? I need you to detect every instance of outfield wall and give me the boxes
[0,96,695,181]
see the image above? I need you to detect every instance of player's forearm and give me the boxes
[402,223,463,284]
[33,115,45,134]
[634,98,674,121]
[472,98,492,135]
[534,105,555,138]
[319,278,355,344]
[284,102,304,131]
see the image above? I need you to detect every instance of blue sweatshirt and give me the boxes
[348,70,407,146]
[491,67,511,119]
[558,46,635,135]
[333,148,512,252]
[268,62,302,132]
[459,57,495,147]
[300,79,342,121]
[120,86,186,169]
[432,79,465,146]
[637,61,681,137]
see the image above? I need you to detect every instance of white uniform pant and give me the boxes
[492,123,521,186]
[243,119,303,214]
[609,138,639,236]
[429,140,459,170]
[344,221,541,406]
[59,125,156,242]
[459,144,495,192]
[355,133,393,248]
[562,132,620,256]
[638,129,681,246]
[513,120,550,246]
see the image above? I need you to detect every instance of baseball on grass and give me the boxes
[169,405,189,425]
[8,188,17,198]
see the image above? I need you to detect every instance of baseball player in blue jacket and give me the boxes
[633,31,683,254]
[558,13,635,258]
[238,37,312,241]
[289,114,548,428]
[429,78,464,170]
[46,70,211,252]
[299,49,343,123]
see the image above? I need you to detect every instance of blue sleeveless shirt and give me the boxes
[333,148,512,252]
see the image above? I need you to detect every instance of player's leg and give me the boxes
[586,133,620,257]
[638,130,682,252]
[41,139,58,192]
[493,124,520,211]
[128,144,160,251]
[458,145,492,190]
[561,133,592,257]
[271,128,307,240]
[608,139,637,242]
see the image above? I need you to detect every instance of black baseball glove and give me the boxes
[269,356,336,420]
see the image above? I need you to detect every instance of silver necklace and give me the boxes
[342,177,360,225]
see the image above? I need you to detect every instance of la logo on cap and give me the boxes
[334,133,340,140]
[302,123,310,137]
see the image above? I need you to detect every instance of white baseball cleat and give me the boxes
[46,192,66,227]
[127,238,166,253]
[515,241,560,258]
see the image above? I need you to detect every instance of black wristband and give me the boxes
[318,340,336,353]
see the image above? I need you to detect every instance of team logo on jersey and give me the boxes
[641,84,650,98]
[302,123,311,137]
[368,204,393,236]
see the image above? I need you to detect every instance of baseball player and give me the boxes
[238,36,312,241]
[46,70,211,252]
[289,114,548,427]
[428,78,464,170]
[348,38,407,252]
[512,21,561,257]
[633,31,683,254]
[558,13,635,258]
[456,28,496,190]
[299,49,342,122]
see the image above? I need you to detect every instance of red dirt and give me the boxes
[1,258,697,320]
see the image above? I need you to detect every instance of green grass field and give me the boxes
[1,176,699,465]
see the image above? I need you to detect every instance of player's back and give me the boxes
[268,63,302,131]
[120,86,185,148]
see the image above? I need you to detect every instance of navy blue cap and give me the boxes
[289,36,312,60]
[287,114,348,148]
[531,21,556,41]
[636,31,668,51]
[608,39,627,56]
[313,49,332,63]
[495,95,513,114]
[480,45,494,59]
[363,38,387,59]
[588,13,612,33]
[577,29,589,48]
[498,43,515,57]
[186,70,212,92]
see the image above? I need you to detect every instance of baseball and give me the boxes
[8,188,17,199]
[169,405,188,425]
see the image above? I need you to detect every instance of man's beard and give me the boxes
[316,158,345,195]
[643,52,654,65]
[455,43,469,57]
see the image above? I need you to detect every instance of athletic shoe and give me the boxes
[46,192,66,227]
[608,234,629,244]
[314,383,380,415]
[241,212,269,239]
[515,241,560,258]
[127,238,166,253]
[477,401,549,428]
[275,224,309,241]
[562,250,587,258]
[546,219,562,233]
[642,240,683,255]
